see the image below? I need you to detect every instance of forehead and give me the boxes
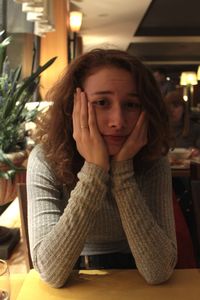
[83,67,136,90]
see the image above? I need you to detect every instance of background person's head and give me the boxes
[36,49,170,184]
[164,89,190,137]
[153,68,167,84]
[153,68,176,97]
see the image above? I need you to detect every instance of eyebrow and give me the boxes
[90,91,139,97]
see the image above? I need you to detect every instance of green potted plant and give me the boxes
[0,32,56,205]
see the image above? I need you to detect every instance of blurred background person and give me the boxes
[165,88,200,245]
[164,89,200,154]
[153,68,176,98]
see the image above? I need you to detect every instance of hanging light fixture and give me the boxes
[180,72,198,86]
[180,71,198,108]
[69,11,83,32]
[197,65,200,81]
[68,10,83,63]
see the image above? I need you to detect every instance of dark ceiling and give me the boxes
[127,0,200,77]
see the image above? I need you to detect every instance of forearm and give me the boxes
[28,161,109,287]
[111,159,177,284]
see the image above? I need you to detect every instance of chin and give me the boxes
[107,146,122,156]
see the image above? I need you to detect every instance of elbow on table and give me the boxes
[141,250,177,285]
[38,268,73,288]
[145,272,173,285]
[142,266,175,285]
[32,260,73,288]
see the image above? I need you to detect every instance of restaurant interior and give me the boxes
[1,0,200,298]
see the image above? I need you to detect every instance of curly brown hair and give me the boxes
[35,49,170,187]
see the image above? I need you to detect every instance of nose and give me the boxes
[108,105,125,129]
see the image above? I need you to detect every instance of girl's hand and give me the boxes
[113,111,148,161]
[73,88,110,171]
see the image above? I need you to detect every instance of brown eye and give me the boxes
[93,99,109,107]
[124,102,142,111]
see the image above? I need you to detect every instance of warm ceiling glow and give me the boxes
[180,72,198,86]
[69,11,83,32]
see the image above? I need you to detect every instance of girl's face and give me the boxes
[83,67,142,155]
[169,102,184,124]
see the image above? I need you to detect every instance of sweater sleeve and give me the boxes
[110,157,177,285]
[27,146,109,287]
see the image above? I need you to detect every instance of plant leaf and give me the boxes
[14,56,57,104]
[1,66,22,118]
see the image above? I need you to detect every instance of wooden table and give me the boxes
[0,273,26,300]
[171,166,190,178]
[171,158,200,178]
[14,269,200,300]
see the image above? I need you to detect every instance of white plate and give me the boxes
[171,164,189,169]
[169,148,191,160]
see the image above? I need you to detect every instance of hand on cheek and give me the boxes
[72,88,110,171]
[113,111,148,161]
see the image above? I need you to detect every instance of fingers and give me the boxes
[73,88,89,137]
[72,89,79,137]
[139,112,148,141]
[73,88,99,134]
[129,111,147,140]
[135,111,146,130]
[88,102,99,136]
[80,90,89,129]
[72,88,109,169]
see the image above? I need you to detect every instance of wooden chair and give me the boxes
[173,191,197,268]
[17,183,33,271]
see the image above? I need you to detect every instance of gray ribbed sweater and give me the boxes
[27,145,177,288]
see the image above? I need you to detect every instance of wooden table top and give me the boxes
[171,166,190,177]
[0,273,26,300]
[14,268,200,300]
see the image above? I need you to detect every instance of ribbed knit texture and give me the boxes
[27,145,177,287]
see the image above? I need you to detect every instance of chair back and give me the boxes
[17,183,33,270]
[173,191,197,268]
[191,181,200,252]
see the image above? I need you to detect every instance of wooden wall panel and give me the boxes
[22,34,34,78]
[39,0,68,99]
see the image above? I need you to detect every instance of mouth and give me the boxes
[103,135,127,144]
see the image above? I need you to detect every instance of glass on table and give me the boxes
[0,260,10,300]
